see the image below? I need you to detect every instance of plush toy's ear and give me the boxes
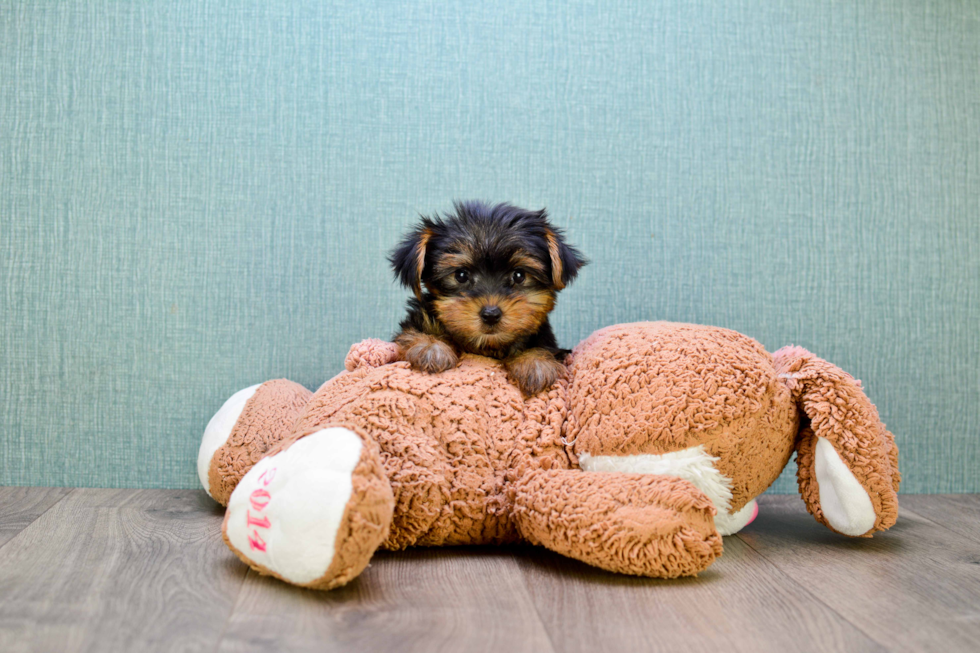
[544,226,587,290]
[389,219,435,301]
[773,346,900,537]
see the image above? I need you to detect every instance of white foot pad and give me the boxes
[715,499,758,536]
[815,437,876,536]
[224,427,363,585]
[198,384,261,496]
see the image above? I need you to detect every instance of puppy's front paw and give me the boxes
[407,340,458,373]
[395,331,458,373]
[506,349,565,396]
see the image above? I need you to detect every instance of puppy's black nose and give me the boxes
[480,305,503,326]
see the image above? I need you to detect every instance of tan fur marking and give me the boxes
[434,251,475,276]
[510,251,546,273]
[433,296,486,342]
[413,229,433,300]
[433,290,555,354]
[545,230,564,289]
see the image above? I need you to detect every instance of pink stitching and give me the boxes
[247,467,277,551]
[247,530,267,552]
[258,467,277,486]
[249,489,271,510]
[246,510,271,529]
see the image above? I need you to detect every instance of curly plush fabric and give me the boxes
[203,321,901,589]
[773,346,900,535]
[566,322,798,512]
[513,469,723,577]
[222,423,395,589]
[209,379,312,505]
[288,356,571,548]
[344,338,401,372]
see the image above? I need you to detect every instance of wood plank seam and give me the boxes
[209,566,254,653]
[518,569,560,653]
[0,487,75,554]
[733,531,891,651]
[898,502,978,543]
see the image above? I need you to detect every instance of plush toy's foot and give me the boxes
[715,499,759,536]
[222,425,394,590]
[198,380,313,505]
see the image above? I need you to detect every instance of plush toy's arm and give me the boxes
[344,339,402,371]
[512,468,723,578]
[773,346,900,537]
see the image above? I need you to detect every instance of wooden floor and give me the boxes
[0,490,977,653]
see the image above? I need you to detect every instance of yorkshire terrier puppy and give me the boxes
[389,201,587,396]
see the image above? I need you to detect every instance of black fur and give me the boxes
[389,201,586,362]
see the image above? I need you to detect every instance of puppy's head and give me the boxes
[390,201,587,352]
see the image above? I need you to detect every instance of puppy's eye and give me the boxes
[512,270,526,285]
[454,269,470,284]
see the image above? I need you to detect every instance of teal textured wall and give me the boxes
[1,1,978,492]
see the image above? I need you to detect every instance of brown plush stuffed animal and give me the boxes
[197,322,900,589]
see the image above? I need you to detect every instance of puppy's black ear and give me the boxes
[389,219,435,301]
[544,227,587,290]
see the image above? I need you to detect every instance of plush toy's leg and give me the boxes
[578,447,760,536]
[512,469,723,578]
[222,424,394,590]
[773,346,900,537]
[198,379,313,505]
